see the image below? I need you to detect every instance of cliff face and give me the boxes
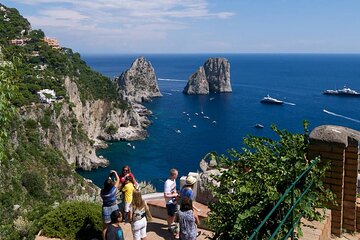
[204,58,231,93]
[183,58,231,95]
[182,67,209,95]
[115,57,162,103]
[19,77,150,170]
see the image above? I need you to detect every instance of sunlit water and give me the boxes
[79,54,360,190]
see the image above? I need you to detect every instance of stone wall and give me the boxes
[308,125,360,236]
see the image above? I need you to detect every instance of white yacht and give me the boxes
[260,95,284,104]
[323,86,360,96]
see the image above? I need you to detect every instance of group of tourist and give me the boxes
[100,166,152,240]
[164,168,200,240]
[101,166,200,240]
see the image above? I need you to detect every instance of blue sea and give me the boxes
[79,54,360,191]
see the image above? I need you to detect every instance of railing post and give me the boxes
[291,187,294,240]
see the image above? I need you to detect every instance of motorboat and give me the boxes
[192,125,197,128]
[260,95,283,104]
[255,124,264,129]
[323,86,360,96]
[175,129,181,134]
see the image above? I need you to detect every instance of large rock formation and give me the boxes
[183,67,209,95]
[115,57,162,102]
[183,58,231,95]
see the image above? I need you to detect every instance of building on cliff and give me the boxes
[43,37,61,49]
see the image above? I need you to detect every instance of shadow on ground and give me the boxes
[147,221,176,239]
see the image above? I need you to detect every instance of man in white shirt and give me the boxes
[164,168,179,231]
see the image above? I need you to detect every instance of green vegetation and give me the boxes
[0,4,31,43]
[105,123,118,135]
[0,3,124,106]
[0,6,101,238]
[0,53,15,161]
[207,122,334,239]
[41,201,102,240]
[0,111,98,239]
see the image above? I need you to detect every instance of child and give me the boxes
[106,210,125,240]
[122,175,135,222]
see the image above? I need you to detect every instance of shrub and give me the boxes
[207,122,333,239]
[40,201,102,240]
[21,171,47,199]
[105,124,118,135]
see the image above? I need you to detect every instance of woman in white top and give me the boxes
[130,189,152,240]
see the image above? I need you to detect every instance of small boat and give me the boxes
[201,111,204,115]
[203,116,210,119]
[209,97,215,101]
[127,143,132,147]
[212,121,217,124]
[132,145,135,150]
[260,95,283,104]
[195,113,199,116]
[175,129,181,134]
[192,125,197,128]
[255,124,264,129]
[323,86,360,96]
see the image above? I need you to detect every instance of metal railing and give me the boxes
[249,158,320,240]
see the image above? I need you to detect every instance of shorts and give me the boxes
[166,203,178,217]
[124,202,131,212]
[132,217,147,240]
[102,204,119,224]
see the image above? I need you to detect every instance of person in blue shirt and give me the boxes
[101,170,120,240]
[180,176,200,212]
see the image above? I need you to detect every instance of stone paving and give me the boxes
[331,232,360,240]
[35,217,214,240]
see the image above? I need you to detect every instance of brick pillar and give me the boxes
[308,143,345,236]
[343,139,358,231]
[357,198,360,231]
[309,125,360,237]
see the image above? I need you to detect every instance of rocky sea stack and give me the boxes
[115,57,162,102]
[183,58,231,95]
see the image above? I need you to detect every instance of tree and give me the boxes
[0,55,16,162]
[207,122,333,239]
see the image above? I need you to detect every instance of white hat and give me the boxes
[186,176,197,185]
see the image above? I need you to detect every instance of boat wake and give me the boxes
[158,78,187,82]
[283,102,296,106]
[323,109,360,123]
[162,92,173,96]
[170,89,181,92]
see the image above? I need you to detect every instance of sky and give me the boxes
[2,0,360,54]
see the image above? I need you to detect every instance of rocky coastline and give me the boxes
[17,56,231,170]
[19,76,154,171]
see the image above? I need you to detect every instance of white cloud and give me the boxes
[10,0,234,53]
